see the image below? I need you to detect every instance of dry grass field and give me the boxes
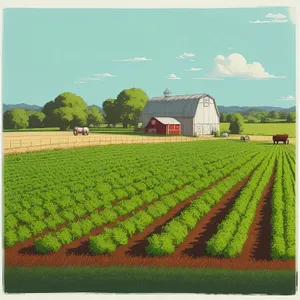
[3,131,211,155]
[3,131,296,155]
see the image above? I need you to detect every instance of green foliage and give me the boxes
[115,88,149,127]
[220,114,227,123]
[229,113,244,134]
[27,110,46,128]
[214,130,220,137]
[268,111,279,119]
[42,92,88,130]
[260,116,273,123]
[34,234,62,253]
[4,141,295,257]
[3,108,29,129]
[247,116,259,123]
[102,98,119,126]
[87,106,103,127]
[286,112,296,123]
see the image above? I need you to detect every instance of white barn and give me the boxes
[141,89,220,136]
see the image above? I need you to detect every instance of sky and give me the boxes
[2,7,296,108]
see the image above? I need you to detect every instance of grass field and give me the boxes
[4,140,296,294]
[4,267,296,294]
[220,122,296,137]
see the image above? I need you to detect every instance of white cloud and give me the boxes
[250,12,289,24]
[166,74,181,80]
[207,53,285,79]
[74,81,86,84]
[113,57,152,62]
[184,68,203,71]
[288,8,296,24]
[228,46,233,50]
[266,13,287,19]
[193,77,224,80]
[190,59,196,62]
[249,19,288,24]
[278,95,296,101]
[94,73,116,77]
[177,53,195,59]
[81,77,103,81]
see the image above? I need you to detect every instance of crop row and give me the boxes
[271,148,295,259]
[206,147,276,258]
[4,146,256,247]
[282,150,295,259]
[5,143,260,242]
[5,142,252,214]
[144,150,269,256]
[33,150,260,254]
[87,149,270,254]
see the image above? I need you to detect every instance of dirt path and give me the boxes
[239,169,275,261]
[175,174,251,257]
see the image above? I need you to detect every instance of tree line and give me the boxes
[3,88,149,130]
[220,110,295,124]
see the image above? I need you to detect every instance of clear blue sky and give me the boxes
[3,7,296,108]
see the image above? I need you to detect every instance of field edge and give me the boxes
[4,266,296,295]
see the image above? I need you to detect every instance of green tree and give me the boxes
[268,111,279,119]
[247,116,258,123]
[102,98,119,127]
[115,88,149,127]
[3,108,29,129]
[42,92,88,130]
[286,112,296,123]
[260,116,273,123]
[27,111,46,128]
[229,113,244,134]
[279,111,288,119]
[220,113,228,123]
[226,114,232,123]
[87,106,104,127]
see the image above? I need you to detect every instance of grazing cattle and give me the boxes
[240,135,250,142]
[73,127,89,136]
[273,134,289,144]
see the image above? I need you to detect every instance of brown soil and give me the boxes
[239,169,275,261]
[175,173,251,258]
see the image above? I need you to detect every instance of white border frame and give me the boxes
[0,1,299,300]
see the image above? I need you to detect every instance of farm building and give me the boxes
[145,117,181,135]
[141,89,220,136]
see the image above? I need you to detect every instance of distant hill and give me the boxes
[218,105,296,114]
[3,103,43,112]
[88,105,103,112]
[3,103,293,114]
[3,103,103,113]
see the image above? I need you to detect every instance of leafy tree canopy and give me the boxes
[115,88,148,127]
[42,92,88,130]
[3,108,29,129]
[229,113,244,134]
[27,110,46,128]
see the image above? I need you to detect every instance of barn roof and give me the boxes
[142,93,220,118]
[154,117,181,125]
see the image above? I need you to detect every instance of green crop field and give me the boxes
[220,122,296,137]
[4,140,296,294]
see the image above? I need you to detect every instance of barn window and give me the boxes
[204,98,210,107]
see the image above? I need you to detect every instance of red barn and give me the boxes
[145,117,181,135]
